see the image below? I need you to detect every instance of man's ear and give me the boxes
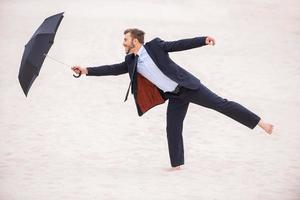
[133,38,138,45]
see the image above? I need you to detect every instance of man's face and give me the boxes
[123,33,135,54]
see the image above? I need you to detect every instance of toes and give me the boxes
[267,125,274,134]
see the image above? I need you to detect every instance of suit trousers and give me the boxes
[164,82,261,167]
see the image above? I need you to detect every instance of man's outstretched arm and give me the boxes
[157,36,215,52]
[71,62,128,76]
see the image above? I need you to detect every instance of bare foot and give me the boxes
[258,119,274,134]
[166,166,181,172]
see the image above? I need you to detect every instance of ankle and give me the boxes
[258,119,264,127]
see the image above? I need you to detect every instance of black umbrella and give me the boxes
[18,12,65,97]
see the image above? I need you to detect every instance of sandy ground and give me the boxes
[1,0,300,199]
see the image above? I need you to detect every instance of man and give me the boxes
[71,28,274,171]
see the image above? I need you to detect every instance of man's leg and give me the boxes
[189,83,261,129]
[166,97,189,168]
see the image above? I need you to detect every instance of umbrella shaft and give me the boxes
[44,53,70,67]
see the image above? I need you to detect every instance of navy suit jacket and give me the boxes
[87,36,208,115]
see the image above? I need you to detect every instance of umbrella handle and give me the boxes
[73,71,81,78]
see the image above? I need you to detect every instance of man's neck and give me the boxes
[132,44,142,55]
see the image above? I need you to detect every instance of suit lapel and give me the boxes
[126,53,137,77]
[124,54,138,102]
[144,43,161,70]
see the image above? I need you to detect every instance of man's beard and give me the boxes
[126,41,135,54]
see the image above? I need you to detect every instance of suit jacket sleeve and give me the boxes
[157,36,207,52]
[86,62,128,76]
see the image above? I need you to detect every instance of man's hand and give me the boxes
[71,66,88,75]
[205,36,216,46]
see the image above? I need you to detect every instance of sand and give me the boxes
[1,0,300,199]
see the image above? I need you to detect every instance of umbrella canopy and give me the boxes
[18,12,64,96]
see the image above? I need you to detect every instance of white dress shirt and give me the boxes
[136,45,178,92]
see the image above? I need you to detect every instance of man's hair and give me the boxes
[124,28,145,44]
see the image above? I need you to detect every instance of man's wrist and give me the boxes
[199,36,207,45]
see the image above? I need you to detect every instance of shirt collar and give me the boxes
[136,45,146,56]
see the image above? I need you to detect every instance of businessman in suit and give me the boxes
[72,28,274,171]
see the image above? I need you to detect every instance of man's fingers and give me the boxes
[209,38,215,45]
[71,66,81,74]
[206,36,216,46]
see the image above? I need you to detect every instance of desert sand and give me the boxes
[1,0,300,199]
